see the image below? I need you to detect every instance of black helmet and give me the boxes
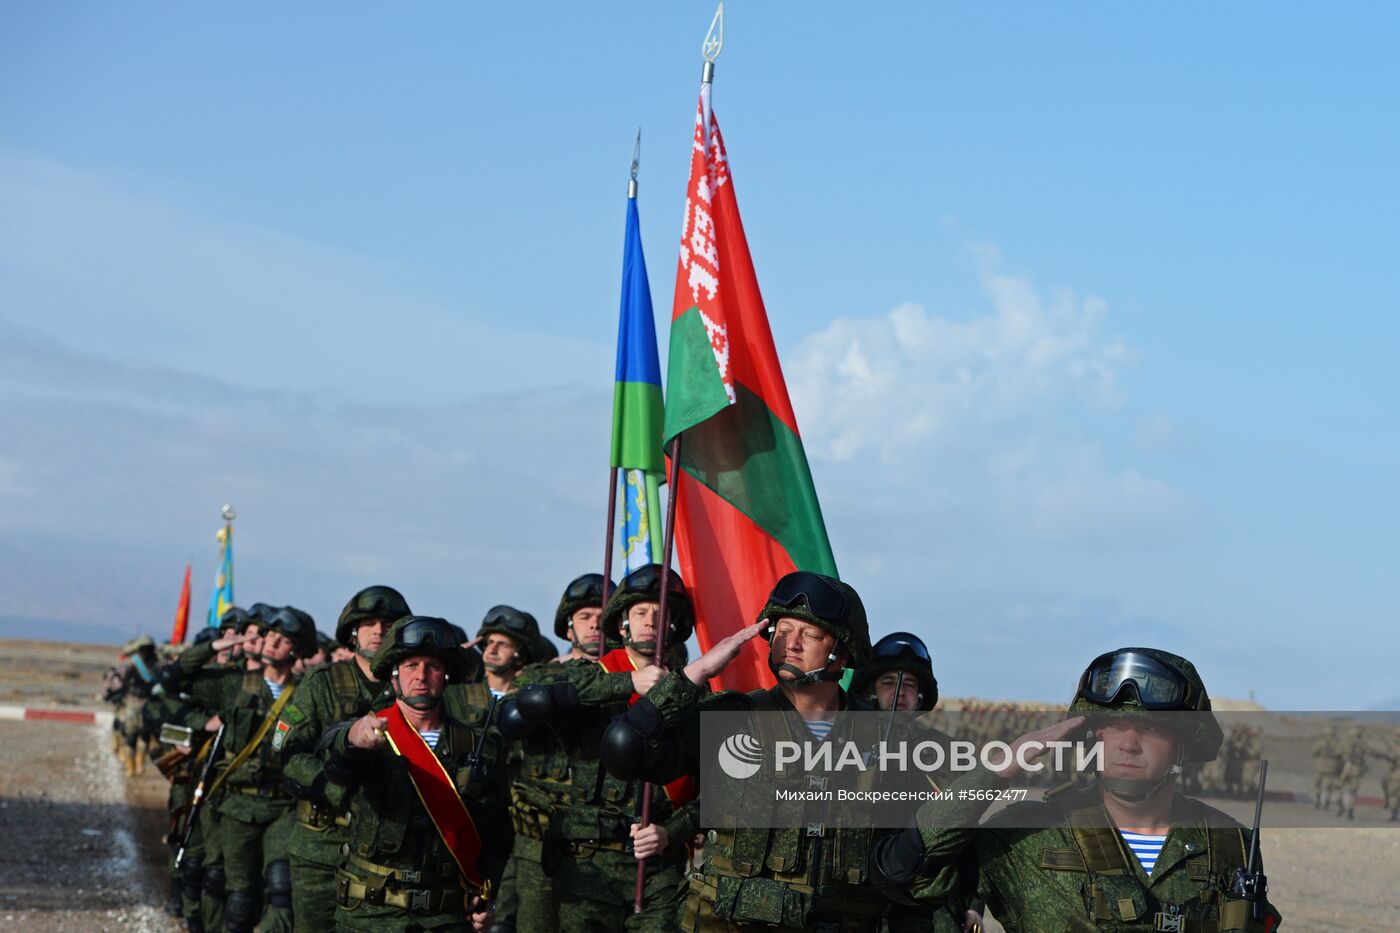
[553,573,612,639]
[265,606,318,658]
[531,633,561,666]
[335,585,412,647]
[1070,647,1223,765]
[218,606,249,632]
[246,603,276,628]
[850,632,938,711]
[194,627,220,646]
[371,616,470,683]
[757,572,871,668]
[477,606,538,671]
[601,565,694,651]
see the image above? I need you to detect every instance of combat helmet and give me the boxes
[246,603,276,629]
[371,616,469,683]
[553,573,613,639]
[265,606,319,657]
[218,606,249,633]
[477,605,538,667]
[601,564,694,655]
[335,585,412,651]
[850,632,938,711]
[757,571,872,670]
[122,634,157,657]
[1071,647,1224,801]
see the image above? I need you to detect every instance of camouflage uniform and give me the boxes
[1378,729,1400,822]
[278,586,409,932]
[1311,725,1343,809]
[1337,727,1369,819]
[325,616,512,932]
[873,647,1283,932]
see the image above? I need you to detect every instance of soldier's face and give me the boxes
[770,617,840,679]
[261,630,296,666]
[395,655,448,699]
[1098,720,1179,782]
[874,671,921,712]
[242,624,264,658]
[625,602,660,644]
[570,607,603,645]
[482,633,519,669]
[355,618,387,656]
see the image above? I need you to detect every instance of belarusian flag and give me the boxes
[663,81,837,693]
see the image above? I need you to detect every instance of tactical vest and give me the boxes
[696,687,887,930]
[328,661,371,721]
[1035,796,1272,932]
[224,672,295,787]
[348,719,490,879]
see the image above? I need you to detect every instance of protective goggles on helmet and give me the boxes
[268,608,311,638]
[482,606,534,634]
[870,632,930,664]
[766,572,848,623]
[619,566,686,598]
[1077,650,1205,712]
[397,617,461,650]
[564,574,611,602]
[349,587,406,618]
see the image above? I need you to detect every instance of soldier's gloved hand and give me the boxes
[630,665,667,697]
[347,713,390,751]
[682,620,768,686]
[204,715,222,732]
[997,716,1086,779]
[466,894,493,932]
[629,821,670,860]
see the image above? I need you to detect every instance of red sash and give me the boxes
[598,649,698,807]
[382,702,485,892]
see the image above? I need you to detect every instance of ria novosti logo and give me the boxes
[717,732,764,779]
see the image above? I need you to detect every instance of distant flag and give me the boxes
[205,509,235,628]
[662,76,838,693]
[170,563,192,644]
[611,165,666,575]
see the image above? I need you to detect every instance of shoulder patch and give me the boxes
[282,704,306,724]
[271,719,291,751]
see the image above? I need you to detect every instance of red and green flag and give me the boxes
[170,563,192,644]
[663,81,837,693]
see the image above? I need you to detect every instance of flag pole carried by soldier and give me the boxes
[871,647,1284,932]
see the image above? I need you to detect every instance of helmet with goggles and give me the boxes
[553,573,613,640]
[371,616,470,683]
[336,585,412,647]
[757,571,871,669]
[1070,647,1223,764]
[850,631,938,711]
[601,565,694,649]
[265,606,318,658]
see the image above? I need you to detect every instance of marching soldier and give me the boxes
[871,647,1283,932]
[556,573,613,662]
[1311,724,1342,810]
[117,635,161,776]
[326,615,511,931]
[1337,725,1369,820]
[502,564,698,931]
[278,586,410,932]
[602,570,896,932]
[1377,727,1400,822]
[178,606,319,933]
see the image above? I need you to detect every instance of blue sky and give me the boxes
[2,3,1396,708]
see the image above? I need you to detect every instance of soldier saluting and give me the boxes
[872,647,1284,932]
[327,615,511,932]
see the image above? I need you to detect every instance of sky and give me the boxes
[1,3,1396,709]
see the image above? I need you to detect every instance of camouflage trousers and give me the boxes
[552,843,686,933]
[679,874,882,933]
[494,836,557,933]
[201,802,227,933]
[219,792,295,933]
[290,811,352,932]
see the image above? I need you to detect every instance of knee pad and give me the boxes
[223,890,260,933]
[203,866,226,899]
[180,856,204,900]
[263,859,293,909]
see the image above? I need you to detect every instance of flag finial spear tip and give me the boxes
[701,1,723,83]
[629,128,641,198]
[220,504,236,522]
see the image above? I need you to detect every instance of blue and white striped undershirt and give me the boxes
[264,678,285,700]
[1120,831,1167,874]
[418,729,441,749]
[804,720,835,740]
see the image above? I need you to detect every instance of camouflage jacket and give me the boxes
[620,670,894,928]
[509,657,699,858]
[901,780,1282,932]
[276,657,392,812]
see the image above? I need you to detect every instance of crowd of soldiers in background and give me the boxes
[1311,723,1400,821]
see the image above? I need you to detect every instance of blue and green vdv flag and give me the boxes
[205,523,234,627]
[611,195,665,572]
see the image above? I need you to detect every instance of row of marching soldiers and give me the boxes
[130,565,1281,933]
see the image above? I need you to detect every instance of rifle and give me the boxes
[1227,758,1269,921]
[174,723,226,870]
